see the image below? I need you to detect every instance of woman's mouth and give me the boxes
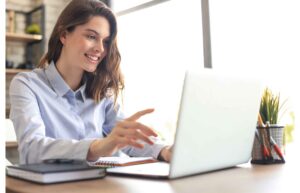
[85,53,100,64]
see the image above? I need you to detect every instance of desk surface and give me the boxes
[6,145,299,193]
[6,162,299,193]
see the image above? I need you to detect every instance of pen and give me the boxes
[257,115,272,160]
[255,130,261,143]
[265,121,273,159]
[255,130,269,159]
[260,130,271,159]
[257,114,265,127]
[255,128,270,159]
[270,136,285,162]
[44,159,75,164]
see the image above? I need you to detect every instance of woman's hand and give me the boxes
[158,145,173,162]
[87,108,157,161]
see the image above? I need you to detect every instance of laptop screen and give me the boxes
[108,70,262,179]
[170,70,262,178]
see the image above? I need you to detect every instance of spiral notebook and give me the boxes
[88,157,157,167]
[6,161,106,184]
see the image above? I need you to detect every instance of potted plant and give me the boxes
[252,88,288,164]
[259,88,295,146]
[259,87,287,125]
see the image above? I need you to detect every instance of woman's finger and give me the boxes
[117,121,157,137]
[117,136,144,149]
[118,128,154,145]
[126,108,154,121]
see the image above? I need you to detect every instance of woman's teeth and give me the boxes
[85,54,99,61]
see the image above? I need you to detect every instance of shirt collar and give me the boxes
[45,61,70,97]
[45,61,87,101]
[77,81,87,102]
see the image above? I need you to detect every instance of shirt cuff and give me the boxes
[71,139,96,160]
[152,143,167,159]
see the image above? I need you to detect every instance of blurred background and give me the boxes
[4,0,300,164]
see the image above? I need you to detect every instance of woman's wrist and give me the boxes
[87,140,101,161]
[157,150,166,161]
[157,145,172,162]
[86,138,114,161]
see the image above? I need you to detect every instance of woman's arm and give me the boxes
[9,75,94,164]
[87,109,161,161]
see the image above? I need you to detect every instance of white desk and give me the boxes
[6,143,299,193]
[6,160,299,193]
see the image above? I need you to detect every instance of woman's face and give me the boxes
[60,16,110,73]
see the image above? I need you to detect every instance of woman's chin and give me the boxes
[83,64,98,73]
[85,69,97,73]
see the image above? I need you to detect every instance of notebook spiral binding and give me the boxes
[94,161,118,167]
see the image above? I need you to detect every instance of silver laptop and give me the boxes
[108,70,262,179]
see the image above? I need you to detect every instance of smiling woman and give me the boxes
[57,16,111,88]
[9,0,171,165]
[38,0,122,103]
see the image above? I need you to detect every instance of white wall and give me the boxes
[116,0,204,142]
[116,0,300,142]
[209,0,300,138]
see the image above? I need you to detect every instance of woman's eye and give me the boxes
[87,35,96,40]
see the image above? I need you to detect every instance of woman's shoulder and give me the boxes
[10,68,47,91]
[12,68,45,82]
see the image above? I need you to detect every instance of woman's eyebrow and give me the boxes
[85,28,109,39]
[85,29,99,35]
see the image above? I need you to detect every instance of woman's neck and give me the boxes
[55,58,84,91]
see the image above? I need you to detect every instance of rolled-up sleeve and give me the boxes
[9,76,94,164]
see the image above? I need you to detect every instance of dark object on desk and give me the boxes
[6,60,14,68]
[16,61,34,69]
[6,160,106,184]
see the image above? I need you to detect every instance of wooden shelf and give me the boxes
[6,141,18,148]
[6,69,31,75]
[6,32,42,42]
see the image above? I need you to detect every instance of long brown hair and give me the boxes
[38,0,124,104]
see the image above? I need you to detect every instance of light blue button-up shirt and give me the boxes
[9,62,165,164]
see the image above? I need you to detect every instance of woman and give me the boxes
[9,0,171,164]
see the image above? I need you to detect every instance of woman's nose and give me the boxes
[94,41,105,53]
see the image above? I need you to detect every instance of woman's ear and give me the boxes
[60,31,67,45]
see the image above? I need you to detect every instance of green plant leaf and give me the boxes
[259,87,282,124]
